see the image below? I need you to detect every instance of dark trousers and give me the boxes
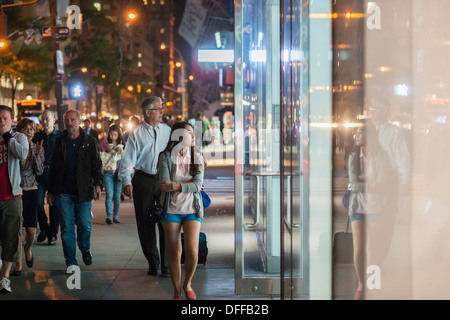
[132,170,166,271]
[37,169,60,237]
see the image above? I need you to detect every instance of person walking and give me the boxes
[348,122,397,300]
[14,118,44,275]
[119,96,171,276]
[47,110,103,273]
[82,118,99,142]
[158,121,205,300]
[33,110,61,245]
[0,105,29,293]
[99,124,124,224]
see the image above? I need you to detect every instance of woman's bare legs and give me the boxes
[351,219,366,296]
[182,220,201,293]
[162,222,183,297]
[24,227,36,262]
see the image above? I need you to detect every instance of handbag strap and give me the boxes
[345,216,350,235]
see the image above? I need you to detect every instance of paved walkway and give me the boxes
[0,185,264,301]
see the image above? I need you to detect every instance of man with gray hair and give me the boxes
[33,110,61,245]
[119,96,171,276]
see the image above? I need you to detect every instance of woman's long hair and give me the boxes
[163,121,201,177]
[107,124,124,145]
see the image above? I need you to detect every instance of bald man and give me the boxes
[47,110,103,272]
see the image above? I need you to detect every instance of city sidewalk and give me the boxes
[0,185,265,301]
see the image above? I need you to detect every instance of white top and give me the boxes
[119,121,171,186]
[377,122,411,185]
[167,150,196,214]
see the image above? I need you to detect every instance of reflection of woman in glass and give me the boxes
[348,122,396,300]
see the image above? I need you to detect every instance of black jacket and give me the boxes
[48,128,103,203]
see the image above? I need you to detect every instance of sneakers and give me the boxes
[0,277,11,293]
[82,250,92,266]
[48,235,57,245]
[106,217,120,224]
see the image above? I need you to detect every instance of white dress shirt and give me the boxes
[119,121,171,186]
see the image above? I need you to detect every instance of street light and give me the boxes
[160,43,188,120]
[116,9,138,124]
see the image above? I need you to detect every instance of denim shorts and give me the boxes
[161,213,202,224]
[350,213,380,223]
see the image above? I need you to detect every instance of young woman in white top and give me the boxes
[348,121,397,300]
[158,121,205,300]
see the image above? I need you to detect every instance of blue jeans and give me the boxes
[58,193,93,266]
[104,172,122,219]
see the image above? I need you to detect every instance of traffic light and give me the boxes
[68,82,84,99]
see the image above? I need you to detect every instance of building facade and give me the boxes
[234,0,450,299]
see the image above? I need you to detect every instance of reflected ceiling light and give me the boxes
[249,50,266,62]
[335,44,352,49]
[198,49,234,63]
[395,84,409,96]
[281,49,305,62]
[378,66,391,72]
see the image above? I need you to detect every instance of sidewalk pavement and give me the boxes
[0,183,267,301]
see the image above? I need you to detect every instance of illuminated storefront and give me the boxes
[234,0,450,299]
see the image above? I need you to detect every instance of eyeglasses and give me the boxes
[149,107,165,112]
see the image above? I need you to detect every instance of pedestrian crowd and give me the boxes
[0,97,210,300]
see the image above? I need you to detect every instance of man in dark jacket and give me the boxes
[33,110,61,245]
[47,110,103,273]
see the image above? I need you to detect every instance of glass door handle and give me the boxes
[243,171,300,229]
[285,175,300,231]
[243,171,279,229]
